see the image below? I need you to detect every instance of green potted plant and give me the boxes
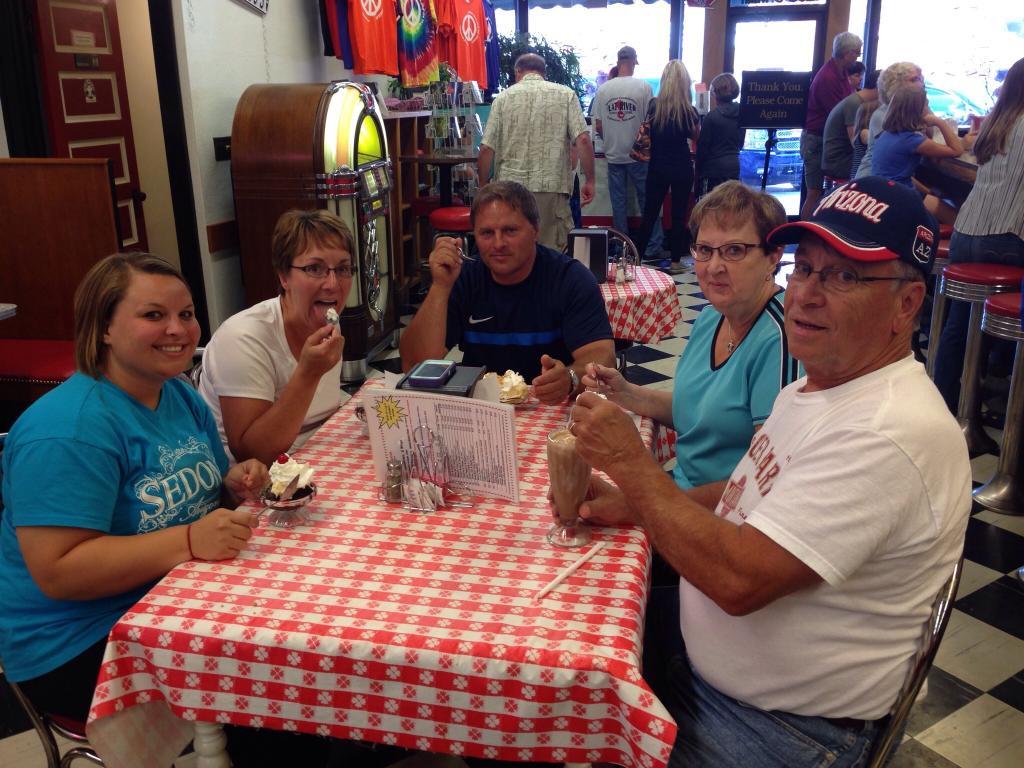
[496,33,586,105]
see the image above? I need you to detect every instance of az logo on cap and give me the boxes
[912,225,934,264]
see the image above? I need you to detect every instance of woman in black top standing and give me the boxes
[695,72,743,200]
[636,60,701,275]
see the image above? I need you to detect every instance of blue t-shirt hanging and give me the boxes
[483,0,500,97]
[331,0,355,70]
[0,374,229,682]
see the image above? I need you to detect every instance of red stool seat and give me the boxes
[942,263,1024,286]
[411,195,463,216]
[0,339,76,382]
[429,206,472,232]
[986,292,1023,319]
[47,712,89,740]
[939,223,954,239]
[938,240,950,259]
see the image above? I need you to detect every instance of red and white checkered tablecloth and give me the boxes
[87,389,677,768]
[601,267,682,344]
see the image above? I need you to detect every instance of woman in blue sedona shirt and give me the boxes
[0,252,267,724]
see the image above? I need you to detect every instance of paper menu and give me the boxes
[365,389,520,502]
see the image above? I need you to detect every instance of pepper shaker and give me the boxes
[385,459,404,503]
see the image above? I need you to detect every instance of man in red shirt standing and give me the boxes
[799,31,862,219]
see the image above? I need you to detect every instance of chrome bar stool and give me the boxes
[924,239,951,378]
[428,205,474,258]
[936,263,1024,456]
[429,206,472,239]
[973,292,1024,515]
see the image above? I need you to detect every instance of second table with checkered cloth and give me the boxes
[86,389,677,768]
[600,266,682,344]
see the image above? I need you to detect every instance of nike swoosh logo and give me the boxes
[468,315,494,325]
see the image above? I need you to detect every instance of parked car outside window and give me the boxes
[925,84,987,129]
[739,127,802,190]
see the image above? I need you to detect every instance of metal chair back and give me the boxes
[2,447,105,766]
[177,346,205,390]
[866,557,963,767]
[5,677,105,767]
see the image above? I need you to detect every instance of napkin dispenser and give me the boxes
[568,228,609,284]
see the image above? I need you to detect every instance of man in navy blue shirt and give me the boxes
[400,181,615,404]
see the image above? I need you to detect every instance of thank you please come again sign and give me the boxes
[738,70,812,129]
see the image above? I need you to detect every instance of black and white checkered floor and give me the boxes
[2,269,1022,767]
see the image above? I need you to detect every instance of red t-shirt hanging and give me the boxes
[436,0,486,84]
[349,0,399,75]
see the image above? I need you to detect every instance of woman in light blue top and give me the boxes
[0,254,273,743]
[0,253,383,765]
[581,182,800,686]
[584,181,800,492]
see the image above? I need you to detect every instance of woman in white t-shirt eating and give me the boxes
[199,209,351,465]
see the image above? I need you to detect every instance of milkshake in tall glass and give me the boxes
[546,428,592,547]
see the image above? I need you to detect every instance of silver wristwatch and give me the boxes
[566,367,580,401]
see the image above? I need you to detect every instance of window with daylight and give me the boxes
[875,0,1021,124]
[491,1,698,111]
[528,1,671,108]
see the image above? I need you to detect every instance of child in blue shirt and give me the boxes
[872,87,963,189]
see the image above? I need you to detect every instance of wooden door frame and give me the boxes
[34,0,151,250]
[146,0,209,340]
[723,3,828,76]
[723,1,828,219]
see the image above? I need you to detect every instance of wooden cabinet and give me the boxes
[0,158,119,340]
[383,111,432,304]
[0,158,120,425]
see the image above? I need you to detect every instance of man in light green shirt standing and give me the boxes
[479,53,595,252]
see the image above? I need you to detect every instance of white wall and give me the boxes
[172,0,354,329]
[118,0,180,266]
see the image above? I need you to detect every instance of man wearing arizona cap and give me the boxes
[567,177,972,766]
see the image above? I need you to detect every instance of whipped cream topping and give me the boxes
[498,370,528,401]
[325,307,339,326]
[269,454,314,496]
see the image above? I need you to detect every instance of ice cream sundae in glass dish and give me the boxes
[260,453,317,528]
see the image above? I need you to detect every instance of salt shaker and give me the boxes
[385,460,404,503]
[624,250,636,282]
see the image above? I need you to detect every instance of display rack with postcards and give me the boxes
[425,78,484,157]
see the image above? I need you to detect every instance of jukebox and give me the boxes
[232,81,395,381]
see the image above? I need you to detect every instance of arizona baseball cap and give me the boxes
[617,46,638,62]
[767,176,939,276]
